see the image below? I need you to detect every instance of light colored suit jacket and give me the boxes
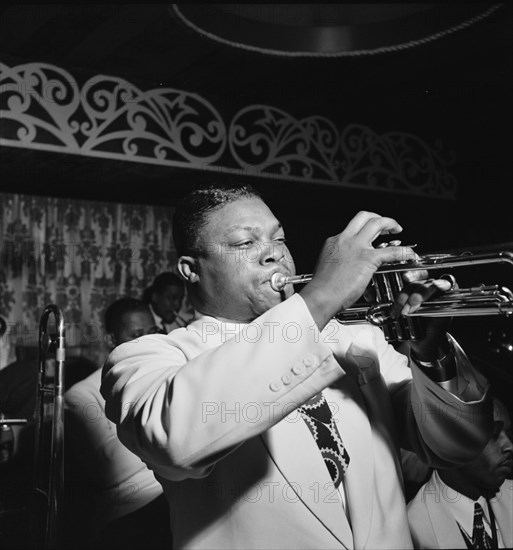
[407,473,513,548]
[65,369,163,530]
[101,294,492,549]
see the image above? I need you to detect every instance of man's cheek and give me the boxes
[243,249,260,264]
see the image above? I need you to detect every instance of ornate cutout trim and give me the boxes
[0,61,456,197]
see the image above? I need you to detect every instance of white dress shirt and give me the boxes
[432,470,504,546]
[149,303,193,333]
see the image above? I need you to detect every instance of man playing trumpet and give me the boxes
[101,183,493,550]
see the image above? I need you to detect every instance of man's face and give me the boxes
[460,402,513,497]
[152,285,184,323]
[192,197,295,322]
[114,309,158,346]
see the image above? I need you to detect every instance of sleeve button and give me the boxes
[303,354,317,368]
[281,374,292,385]
[292,364,305,375]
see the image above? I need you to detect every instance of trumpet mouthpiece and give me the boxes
[270,273,287,292]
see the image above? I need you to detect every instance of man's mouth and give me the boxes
[265,270,291,290]
[499,456,513,470]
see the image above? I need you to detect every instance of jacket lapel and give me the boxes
[424,479,466,549]
[493,481,513,549]
[187,314,358,548]
[425,479,513,549]
[263,408,354,549]
[324,374,374,548]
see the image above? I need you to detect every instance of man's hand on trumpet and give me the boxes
[300,211,417,331]
[300,211,455,359]
[393,271,455,360]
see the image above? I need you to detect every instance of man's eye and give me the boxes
[236,241,253,248]
[491,422,503,440]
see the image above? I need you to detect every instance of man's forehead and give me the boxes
[162,286,184,296]
[204,198,282,233]
[123,310,153,324]
[224,221,283,234]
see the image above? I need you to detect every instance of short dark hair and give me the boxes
[104,297,150,334]
[172,182,262,256]
[142,272,184,303]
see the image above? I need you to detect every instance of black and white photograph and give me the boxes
[1,4,512,549]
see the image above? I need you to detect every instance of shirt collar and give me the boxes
[149,304,186,331]
[149,304,163,325]
[433,470,490,537]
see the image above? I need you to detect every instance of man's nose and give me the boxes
[499,430,513,453]
[260,241,284,264]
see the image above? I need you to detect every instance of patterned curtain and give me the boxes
[0,192,177,368]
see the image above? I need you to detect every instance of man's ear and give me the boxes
[150,289,159,305]
[105,331,117,350]
[177,256,199,283]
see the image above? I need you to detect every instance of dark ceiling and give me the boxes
[0,3,512,219]
[0,4,511,107]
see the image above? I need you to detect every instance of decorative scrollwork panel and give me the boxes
[0,61,456,197]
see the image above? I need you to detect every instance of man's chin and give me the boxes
[265,280,294,299]
[269,288,293,304]
[482,483,502,499]
[254,292,289,317]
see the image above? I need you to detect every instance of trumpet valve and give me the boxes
[366,303,396,326]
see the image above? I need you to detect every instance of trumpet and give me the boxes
[270,250,513,341]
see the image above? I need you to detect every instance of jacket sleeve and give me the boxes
[101,294,345,480]
[65,377,152,489]
[370,326,493,468]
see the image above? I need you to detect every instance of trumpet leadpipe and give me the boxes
[270,272,313,291]
[270,251,513,292]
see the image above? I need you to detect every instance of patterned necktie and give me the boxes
[298,393,350,488]
[460,503,494,550]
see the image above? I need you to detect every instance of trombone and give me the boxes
[31,305,66,549]
[270,250,513,341]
